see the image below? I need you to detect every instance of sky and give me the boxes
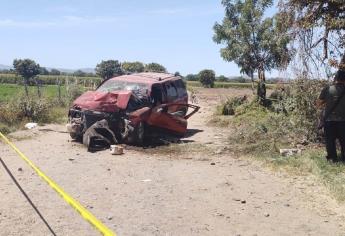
[0,0,278,77]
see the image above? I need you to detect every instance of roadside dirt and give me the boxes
[1,88,345,236]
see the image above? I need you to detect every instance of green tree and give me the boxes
[50,69,61,75]
[96,60,123,81]
[73,70,86,77]
[13,59,40,97]
[278,0,345,74]
[213,0,291,101]
[122,61,144,73]
[199,69,215,88]
[185,74,199,81]
[229,76,247,83]
[40,67,49,75]
[144,63,167,73]
[217,75,229,82]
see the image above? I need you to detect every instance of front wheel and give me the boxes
[69,132,82,142]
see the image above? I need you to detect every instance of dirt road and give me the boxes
[1,88,345,236]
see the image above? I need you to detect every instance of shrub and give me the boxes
[0,93,52,126]
[66,84,85,104]
[287,79,328,141]
[0,123,12,134]
[217,96,247,115]
[227,101,295,154]
[24,100,49,122]
[211,78,329,154]
[0,103,19,125]
[12,95,50,122]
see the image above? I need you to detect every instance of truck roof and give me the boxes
[108,72,180,85]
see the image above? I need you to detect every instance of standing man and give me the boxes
[317,70,345,162]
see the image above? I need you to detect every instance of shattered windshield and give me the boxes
[97,79,149,93]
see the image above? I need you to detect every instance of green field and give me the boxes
[0,83,70,102]
[0,73,100,86]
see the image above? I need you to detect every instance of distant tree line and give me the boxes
[3,58,286,91]
[95,60,167,82]
[184,70,284,88]
[1,59,169,81]
[185,73,248,83]
[0,66,96,77]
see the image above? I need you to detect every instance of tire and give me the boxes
[69,132,82,142]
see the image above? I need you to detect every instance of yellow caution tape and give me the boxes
[0,132,116,236]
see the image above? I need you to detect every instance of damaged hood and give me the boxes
[73,90,132,112]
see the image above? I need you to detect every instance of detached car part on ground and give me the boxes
[67,72,200,150]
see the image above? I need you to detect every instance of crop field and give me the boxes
[0,73,100,86]
[0,83,70,102]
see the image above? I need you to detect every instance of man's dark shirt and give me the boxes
[319,83,345,121]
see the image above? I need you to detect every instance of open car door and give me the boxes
[146,103,200,135]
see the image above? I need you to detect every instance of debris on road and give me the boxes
[141,179,152,182]
[279,148,302,157]
[24,123,38,129]
[110,145,124,155]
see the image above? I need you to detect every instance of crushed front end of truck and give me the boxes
[67,90,151,150]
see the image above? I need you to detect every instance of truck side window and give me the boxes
[151,84,163,105]
[174,79,187,97]
[165,82,178,101]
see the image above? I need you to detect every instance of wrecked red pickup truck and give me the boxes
[67,72,200,149]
